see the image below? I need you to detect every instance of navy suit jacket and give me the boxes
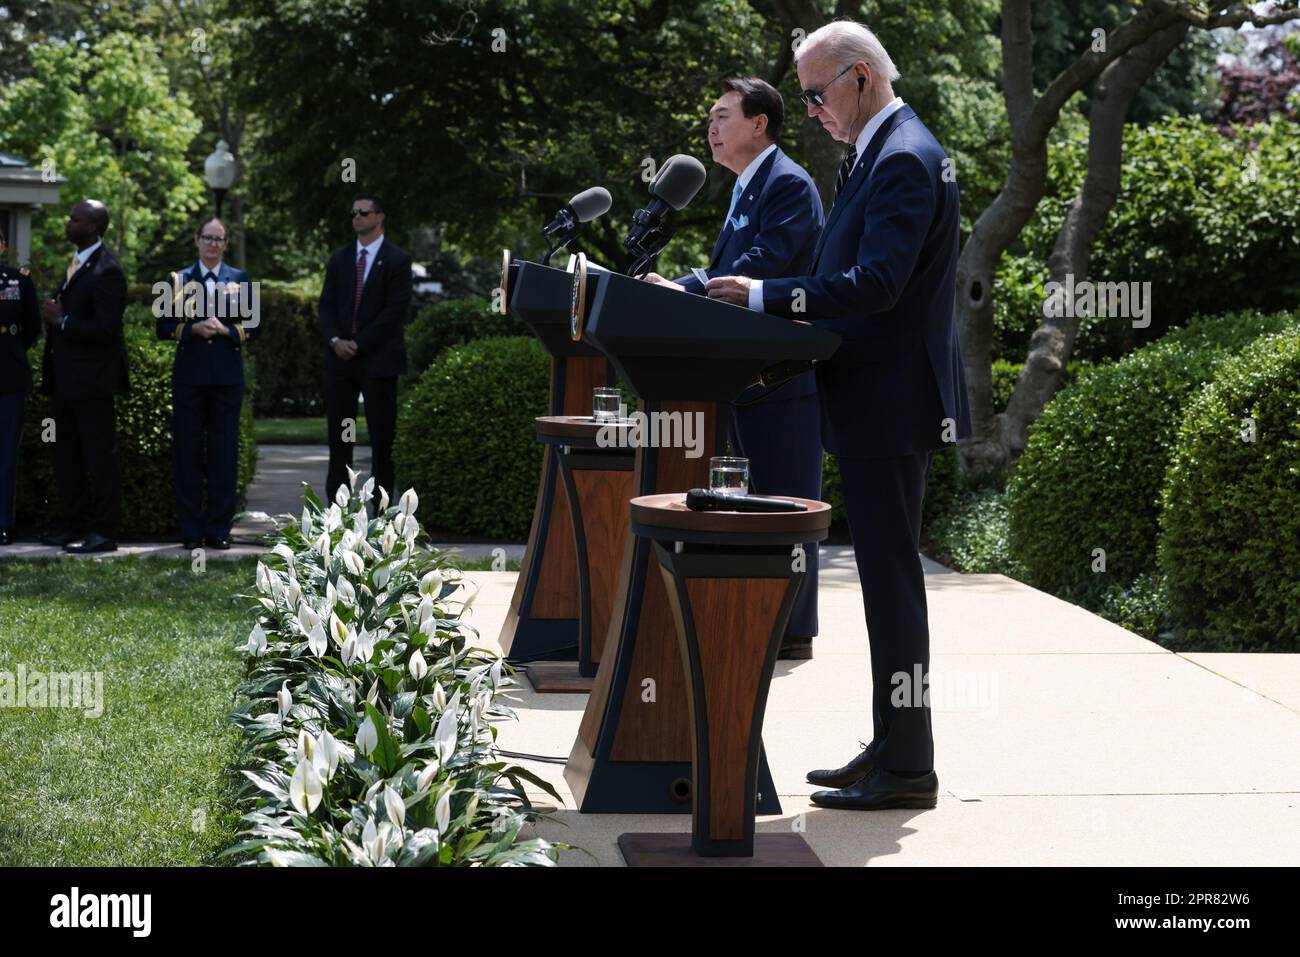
[156,261,257,386]
[675,145,824,400]
[762,106,972,458]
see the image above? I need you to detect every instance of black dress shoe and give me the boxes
[182,539,203,550]
[205,536,232,550]
[810,767,939,811]
[777,637,814,660]
[0,529,11,545]
[40,529,78,546]
[807,743,875,789]
[64,533,118,554]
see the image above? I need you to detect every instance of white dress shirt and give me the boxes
[747,98,906,311]
[356,234,385,284]
[691,143,779,288]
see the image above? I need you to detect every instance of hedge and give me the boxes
[1007,310,1300,606]
[128,281,322,417]
[402,297,521,391]
[393,336,549,539]
[1159,331,1300,651]
[15,306,257,538]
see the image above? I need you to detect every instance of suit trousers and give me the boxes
[835,450,934,773]
[731,388,823,640]
[52,394,119,538]
[325,372,397,507]
[173,381,243,541]
[0,393,23,528]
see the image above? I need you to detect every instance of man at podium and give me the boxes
[706,22,972,810]
[644,76,825,660]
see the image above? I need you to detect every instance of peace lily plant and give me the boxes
[223,470,564,866]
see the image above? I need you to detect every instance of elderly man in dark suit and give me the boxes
[645,76,825,659]
[318,192,412,507]
[707,21,972,810]
[39,199,130,554]
[157,217,257,550]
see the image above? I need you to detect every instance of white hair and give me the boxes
[796,20,900,84]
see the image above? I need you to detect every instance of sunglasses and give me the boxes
[350,208,377,218]
[800,63,855,108]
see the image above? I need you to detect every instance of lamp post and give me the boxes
[204,140,237,218]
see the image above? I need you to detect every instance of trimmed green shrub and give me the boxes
[129,280,323,416]
[927,484,1021,576]
[393,336,548,539]
[1159,331,1300,651]
[402,297,522,390]
[1007,310,1300,606]
[16,307,257,538]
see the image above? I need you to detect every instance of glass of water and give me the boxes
[592,386,622,422]
[709,456,749,496]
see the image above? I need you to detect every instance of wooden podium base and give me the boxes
[525,662,594,694]
[617,832,823,867]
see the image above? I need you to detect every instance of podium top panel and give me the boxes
[631,493,832,542]
[511,260,603,359]
[583,271,841,401]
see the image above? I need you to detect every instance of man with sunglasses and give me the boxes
[318,192,412,508]
[706,21,972,811]
[156,217,255,550]
[644,76,824,660]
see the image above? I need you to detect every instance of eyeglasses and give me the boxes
[199,234,227,244]
[350,208,377,218]
[800,63,855,108]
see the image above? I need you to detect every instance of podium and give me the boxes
[563,268,840,813]
[498,258,613,664]
[618,493,831,865]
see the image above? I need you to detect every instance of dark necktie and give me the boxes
[834,145,858,204]
[352,248,367,335]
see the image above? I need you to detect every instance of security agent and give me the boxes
[0,230,41,545]
[156,217,256,549]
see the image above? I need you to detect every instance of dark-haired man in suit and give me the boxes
[645,76,825,659]
[0,229,41,545]
[157,217,256,550]
[40,198,130,554]
[707,21,972,810]
[318,192,412,507]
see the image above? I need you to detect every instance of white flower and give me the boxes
[329,612,347,646]
[277,681,292,719]
[419,569,444,598]
[298,601,320,635]
[360,476,375,502]
[418,595,434,626]
[381,524,397,555]
[417,760,440,792]
[342,549,364,576]
[434,790,451,835]
[366,679,380,704]
[300,506,311,538]
[325,503,343,530]
[334,483,350,507]
[314,530,331,559]
[398,488,419,516]
[245,623,267,657]
[409,649,427,680]
[325,579,337,611]
[308,622,328,658]
[298,728,315,760]
[273,543,296,566]
[336,575,356,604]
[373,563,392,590]
[356,715,378,756]
[340,633,358,667]
[434,706,457,765]
[432,682,446,712]
[316,730,341,780]
[356,627,375,663]
[362,818,387,863]
[285,578,302,608]
[267,572,284,601]
[289,755,323,814]
[490,658,504,689]
[346,465,359,490]
[255,561,271,594]
[382,785,406,827]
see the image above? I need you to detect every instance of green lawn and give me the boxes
[255,416,370,445]
[0,557,256,866]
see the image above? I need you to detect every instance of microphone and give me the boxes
[685,488,808,513]
[541,186,612,264]
[625,154,707,276]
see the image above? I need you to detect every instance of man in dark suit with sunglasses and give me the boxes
[318,192,412,507]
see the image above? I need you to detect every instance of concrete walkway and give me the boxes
[464,554,1300,867]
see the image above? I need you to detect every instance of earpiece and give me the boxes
[857,76,865,90]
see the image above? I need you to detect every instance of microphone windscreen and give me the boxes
[569,186,612,223]
[649,154,707,211]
